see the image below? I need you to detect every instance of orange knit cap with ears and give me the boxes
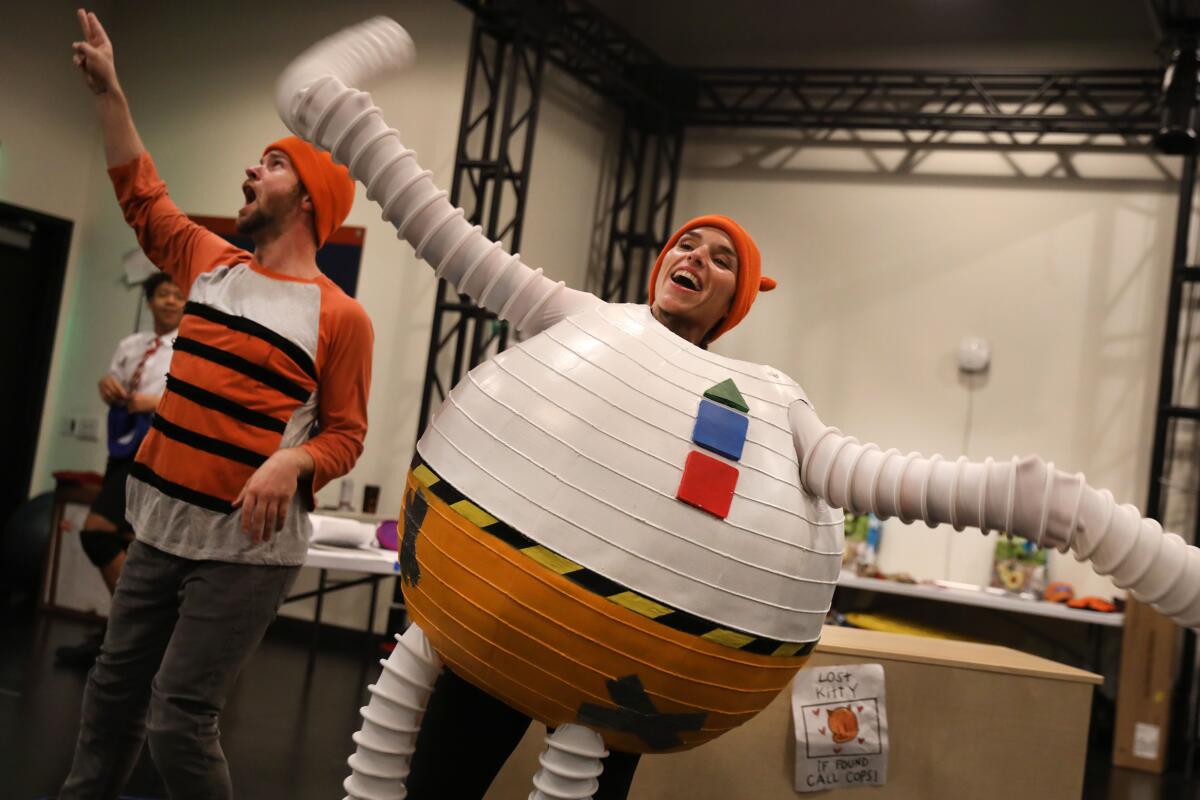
[262,136,355,248]
[647,214,777,342]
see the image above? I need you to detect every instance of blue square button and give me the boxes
[692,398,748,461]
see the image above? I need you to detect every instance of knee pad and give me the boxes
[79,529,127,568]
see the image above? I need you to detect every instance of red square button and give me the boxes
[676,450,739,519]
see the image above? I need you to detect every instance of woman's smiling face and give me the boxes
[651,226,739,345]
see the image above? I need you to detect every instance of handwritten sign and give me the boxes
[791,663,889,792]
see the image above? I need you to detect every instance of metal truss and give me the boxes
[396,15,546,635]
[455,0,677,114]
[600,113,683,303]
[684,69,1161,148]
[1143,152,1198,539]
[1143,152,1200,777]
[414,17,546,436]
[456,1,1163,147]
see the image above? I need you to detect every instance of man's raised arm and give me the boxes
[71,8,248,292]
[72,8,143,167]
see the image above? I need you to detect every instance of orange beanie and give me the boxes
[647,214,776,342]
[263,136,355,248]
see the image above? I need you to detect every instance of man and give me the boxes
[56,271,183,668]
[62,9,373,798]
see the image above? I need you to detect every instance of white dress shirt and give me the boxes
[107,328,176,397]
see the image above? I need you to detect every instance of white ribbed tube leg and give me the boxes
[275,17,599,338]
[528,724,608,800]
[343,623,443,800]
[790,400,1200,629]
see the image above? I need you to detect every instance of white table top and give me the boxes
[304,543,400,576]
[837,571,1125,627]
[299,547,1122,625]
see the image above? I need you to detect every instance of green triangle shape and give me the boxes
[703,378,749,413]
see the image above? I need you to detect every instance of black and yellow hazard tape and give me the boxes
[409,455,817,659]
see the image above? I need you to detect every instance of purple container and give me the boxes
[376,519,399,551]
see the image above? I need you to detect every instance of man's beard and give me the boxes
[236,186,303,240]
[236,206,272,237]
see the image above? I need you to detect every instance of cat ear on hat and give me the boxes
[759,276,777,292]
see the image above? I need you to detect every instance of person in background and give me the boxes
[55,271,183,668]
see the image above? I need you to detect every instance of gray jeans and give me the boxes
[60,540,300,800]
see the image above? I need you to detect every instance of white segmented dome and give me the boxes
[418,304,844,644]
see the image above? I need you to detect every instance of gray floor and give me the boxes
[2,607,1199,799]
[1,609,374,800]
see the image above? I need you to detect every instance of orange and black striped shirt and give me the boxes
[110,152,373,565]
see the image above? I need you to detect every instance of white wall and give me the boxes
[687,139,1179,599]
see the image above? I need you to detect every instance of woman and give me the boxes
[396,215,801,800]
[275,19,1200,800]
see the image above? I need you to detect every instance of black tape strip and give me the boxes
[151,414,269,468]
[129,461,235,515]
[166,375,287,434]
[563,568,626,599]
[185,301,316,380]
[423,475,465,508]
[577,674,707,751]
[484,521,533,551]
[173,336,311,402]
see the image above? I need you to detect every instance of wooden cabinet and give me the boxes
[487,626,1101,799]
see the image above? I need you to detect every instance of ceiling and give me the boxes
[586,0,1163,70]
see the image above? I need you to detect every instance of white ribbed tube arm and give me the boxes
[790,400,1200,628]
[275,17,600,336]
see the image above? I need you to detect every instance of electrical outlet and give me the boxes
[74,416,100,441]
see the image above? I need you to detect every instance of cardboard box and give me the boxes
[485,625,1100,799]
[1113,599,1180,772]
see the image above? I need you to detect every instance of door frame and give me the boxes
[0,201,73,508]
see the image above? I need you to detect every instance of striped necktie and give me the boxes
[128,335,161,393]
